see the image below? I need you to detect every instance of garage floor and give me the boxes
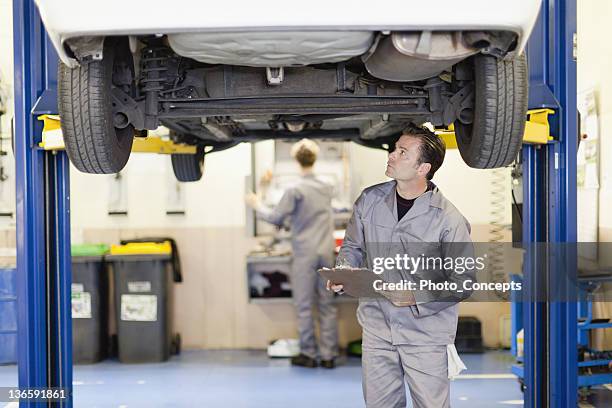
[0,350,610,407]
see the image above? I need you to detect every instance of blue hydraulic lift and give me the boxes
[12,0,577,407]
[521,0,578,407]
[13,1,72,407]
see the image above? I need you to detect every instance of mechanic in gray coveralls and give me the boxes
[329,125,474,407]
[246,139,338,369]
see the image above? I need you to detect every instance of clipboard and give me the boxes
[317,267,381,298]
[318,267,417,305]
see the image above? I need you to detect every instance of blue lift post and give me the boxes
[523,0,578,407]
[13,0,73,407]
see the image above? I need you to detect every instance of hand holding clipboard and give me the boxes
[319,267,416,306]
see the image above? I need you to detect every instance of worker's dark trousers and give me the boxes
[291,254,338,360]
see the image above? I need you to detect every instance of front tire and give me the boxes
[171,148,205,182]
[58,37,135,174]
[454,53,528,169]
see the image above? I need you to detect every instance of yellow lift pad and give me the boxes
[522,109,555,144]
[37,115,196,154]
[435,109,555,148]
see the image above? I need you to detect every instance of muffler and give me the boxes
[364,31,480,82]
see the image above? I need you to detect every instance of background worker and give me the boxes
[329,125,474,407]
[246,139,338,368]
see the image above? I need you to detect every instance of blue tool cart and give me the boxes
[511,273,612,394]
[577,275,612,388]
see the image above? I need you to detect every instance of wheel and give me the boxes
[58,37,135,174]
[171,147,205,182]
[454,53,528,169]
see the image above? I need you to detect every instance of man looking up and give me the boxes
[330,125,473,407]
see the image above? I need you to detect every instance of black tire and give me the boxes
[455,53,528,169]
[171,148,205,182]
[58,37,135,174]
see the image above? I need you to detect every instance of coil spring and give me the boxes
[139,46,170,94]
[489,168,509,300]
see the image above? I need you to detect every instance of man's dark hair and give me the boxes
[402,124,446,180]
[294,145,317,167]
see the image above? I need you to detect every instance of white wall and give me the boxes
[577,0,612,350]
[0,0,15,231]
[70,143,253,235]
[578,0,612,239]
[0,0,13,139]
[433,151,513,227]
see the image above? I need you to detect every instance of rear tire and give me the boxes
[455,53,528,169]
[58,37,135,174]
[171,148,205,182]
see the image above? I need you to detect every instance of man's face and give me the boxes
[385,135,431,182]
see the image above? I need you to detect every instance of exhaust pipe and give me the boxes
[364,31,480,82]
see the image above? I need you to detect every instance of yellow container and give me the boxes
[110,241,172,256]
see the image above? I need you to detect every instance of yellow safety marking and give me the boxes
[37,115,196,154]
[110,241,172,255]
[131,137,196,154]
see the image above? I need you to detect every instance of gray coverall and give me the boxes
[256,174,338,360]
[338,180,474,408]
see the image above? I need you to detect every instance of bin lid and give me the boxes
[71,244,110,257]
[109,241,172,256]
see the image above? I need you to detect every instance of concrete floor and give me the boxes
[0,350,610,407]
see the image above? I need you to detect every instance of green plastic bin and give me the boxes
[71,244,110,364]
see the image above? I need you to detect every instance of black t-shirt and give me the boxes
[396,192,415,221]
[397,182,432,221]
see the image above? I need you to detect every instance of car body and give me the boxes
[37,0,541,67]
[35,0,542,180]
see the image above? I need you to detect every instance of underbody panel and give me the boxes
[167,31,375,67]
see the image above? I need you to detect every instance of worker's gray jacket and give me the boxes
[338,180,474,346]
[256,174,335,259]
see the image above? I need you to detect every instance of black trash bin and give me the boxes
[455,316,484,353]
[106,240,181,363]
[71,244,110,364]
